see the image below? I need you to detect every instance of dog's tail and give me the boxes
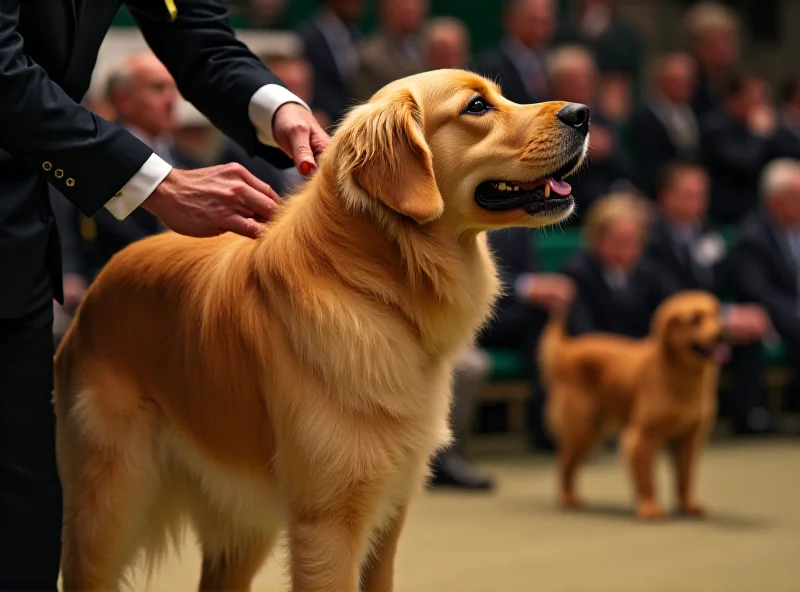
[537,311,569,389]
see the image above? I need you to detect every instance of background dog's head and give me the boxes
[651,291,730,367]
[326,69,589,232]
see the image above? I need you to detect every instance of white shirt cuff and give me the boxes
[248,84,311,149]
[104,153,173,221]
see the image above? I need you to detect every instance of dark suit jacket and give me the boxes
[471,48,549,106]
[645,216,724,294]
[563,251,675,338]
[764,124,800,163]
[0,0,292,318]
[728,210,800,343]
[700,108,768,225]
[297,16,359,126]
[478,228,548,355]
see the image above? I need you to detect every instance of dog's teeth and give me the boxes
[498,182,507,191]
[544,184,551,199]
[513,186,519,191]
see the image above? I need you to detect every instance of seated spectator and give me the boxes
[352,0,428,101]
[297,0,363,127]
[632,52,701,197]
[700,71,776,225]
[556,0,644,105]
[423,17,470,70]
[545,45,632,220]
[479,228,575,451]
[684,1,741,118]
[765,77,800,163]
[728,158,800,433]
[563,193,673,338]
[472,0,556,105]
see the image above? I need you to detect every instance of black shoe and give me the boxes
[430,454,495,491]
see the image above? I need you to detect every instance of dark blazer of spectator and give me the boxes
[645,215,725,294]
[765,124,800,164]
[632,103,700,198]
[563,251,675,338]
[297,9,361,126]
[700,108,770,225]
[728,209,800,343]
[471,42,549,105]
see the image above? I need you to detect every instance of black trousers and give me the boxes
[0,267,62,591]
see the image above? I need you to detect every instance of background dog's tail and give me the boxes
[537,311,568,389]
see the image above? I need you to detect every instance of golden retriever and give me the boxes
[54,69,589,591]
[540,290,729,520]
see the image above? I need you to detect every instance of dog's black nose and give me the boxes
[556,103,590,135]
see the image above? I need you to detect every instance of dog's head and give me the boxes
[651,291,730,366]
[326,69,589,231]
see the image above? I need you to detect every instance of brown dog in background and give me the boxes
[539,291,729,520]
[54,69,588,591]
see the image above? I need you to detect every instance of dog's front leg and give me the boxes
[288,513,364,592]
[360,503,408,592]
[622,428,665,520]
[671,428,708,517]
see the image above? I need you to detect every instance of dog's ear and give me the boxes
[341,90,444,224]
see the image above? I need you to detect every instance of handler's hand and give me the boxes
[273,102,330,176]
[143,163,280,240]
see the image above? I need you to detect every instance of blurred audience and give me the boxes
[545,45,631,219]
[297,0,363,126]
[563,193,673,338]
[423,17,470,70]
[765,77,800,163]
[684,1,741,117]
[472,0,556,104]
[700,71,776,225]
[352,0,429,101]
[632,52,701,197]
[480,229,575,450]
[728,158,800,433]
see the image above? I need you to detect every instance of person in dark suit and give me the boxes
[563,193,674,338]
[728,158,800,433]
[765,77,800,164]
[471,0,556,105]
[700,71,777,225]
[479,228,575,450]
[647,160,773,431]
[0,2,329,589]
[297,0,363,127]
[632,53,701,197]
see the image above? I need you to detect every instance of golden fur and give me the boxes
[539,290,726,520]
[54,69,588,591]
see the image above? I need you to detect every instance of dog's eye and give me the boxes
[690,312,703,326]
[463,96,491,115]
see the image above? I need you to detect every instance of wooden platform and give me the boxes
[124,439,800,592]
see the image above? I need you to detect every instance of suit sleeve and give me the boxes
[562,259,600,336]
[125,0,295,168]
[0,0,154,217]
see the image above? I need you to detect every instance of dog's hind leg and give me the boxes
[57,381,162,591]
[548,389,597,509]
[360,503,408,592]
[622,427,665,520]
[671,428,708,517]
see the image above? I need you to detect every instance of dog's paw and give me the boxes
[559,492,584,510]
[636,501,666,520]
[679,502,708,518]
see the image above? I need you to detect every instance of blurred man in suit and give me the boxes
[632,53,701,197]
[0,2,328,588]
[297,0,363,126]
[563,193,674,337]
[423,16,470,71]
[647,161,773,430]
[480,228,575,450]
[728,159,800,433]
[700,71,776,225]
[352,0,428,101]
[472,0,556,105]
[765,77,800,163]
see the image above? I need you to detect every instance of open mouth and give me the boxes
[474,150,583,215]
[692,339,731,364]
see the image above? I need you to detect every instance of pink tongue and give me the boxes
[517,178,572,196]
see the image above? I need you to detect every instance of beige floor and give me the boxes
[127,439,800,592]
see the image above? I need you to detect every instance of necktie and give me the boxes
[165,0,177,21]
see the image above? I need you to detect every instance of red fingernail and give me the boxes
[300,161,314,176]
